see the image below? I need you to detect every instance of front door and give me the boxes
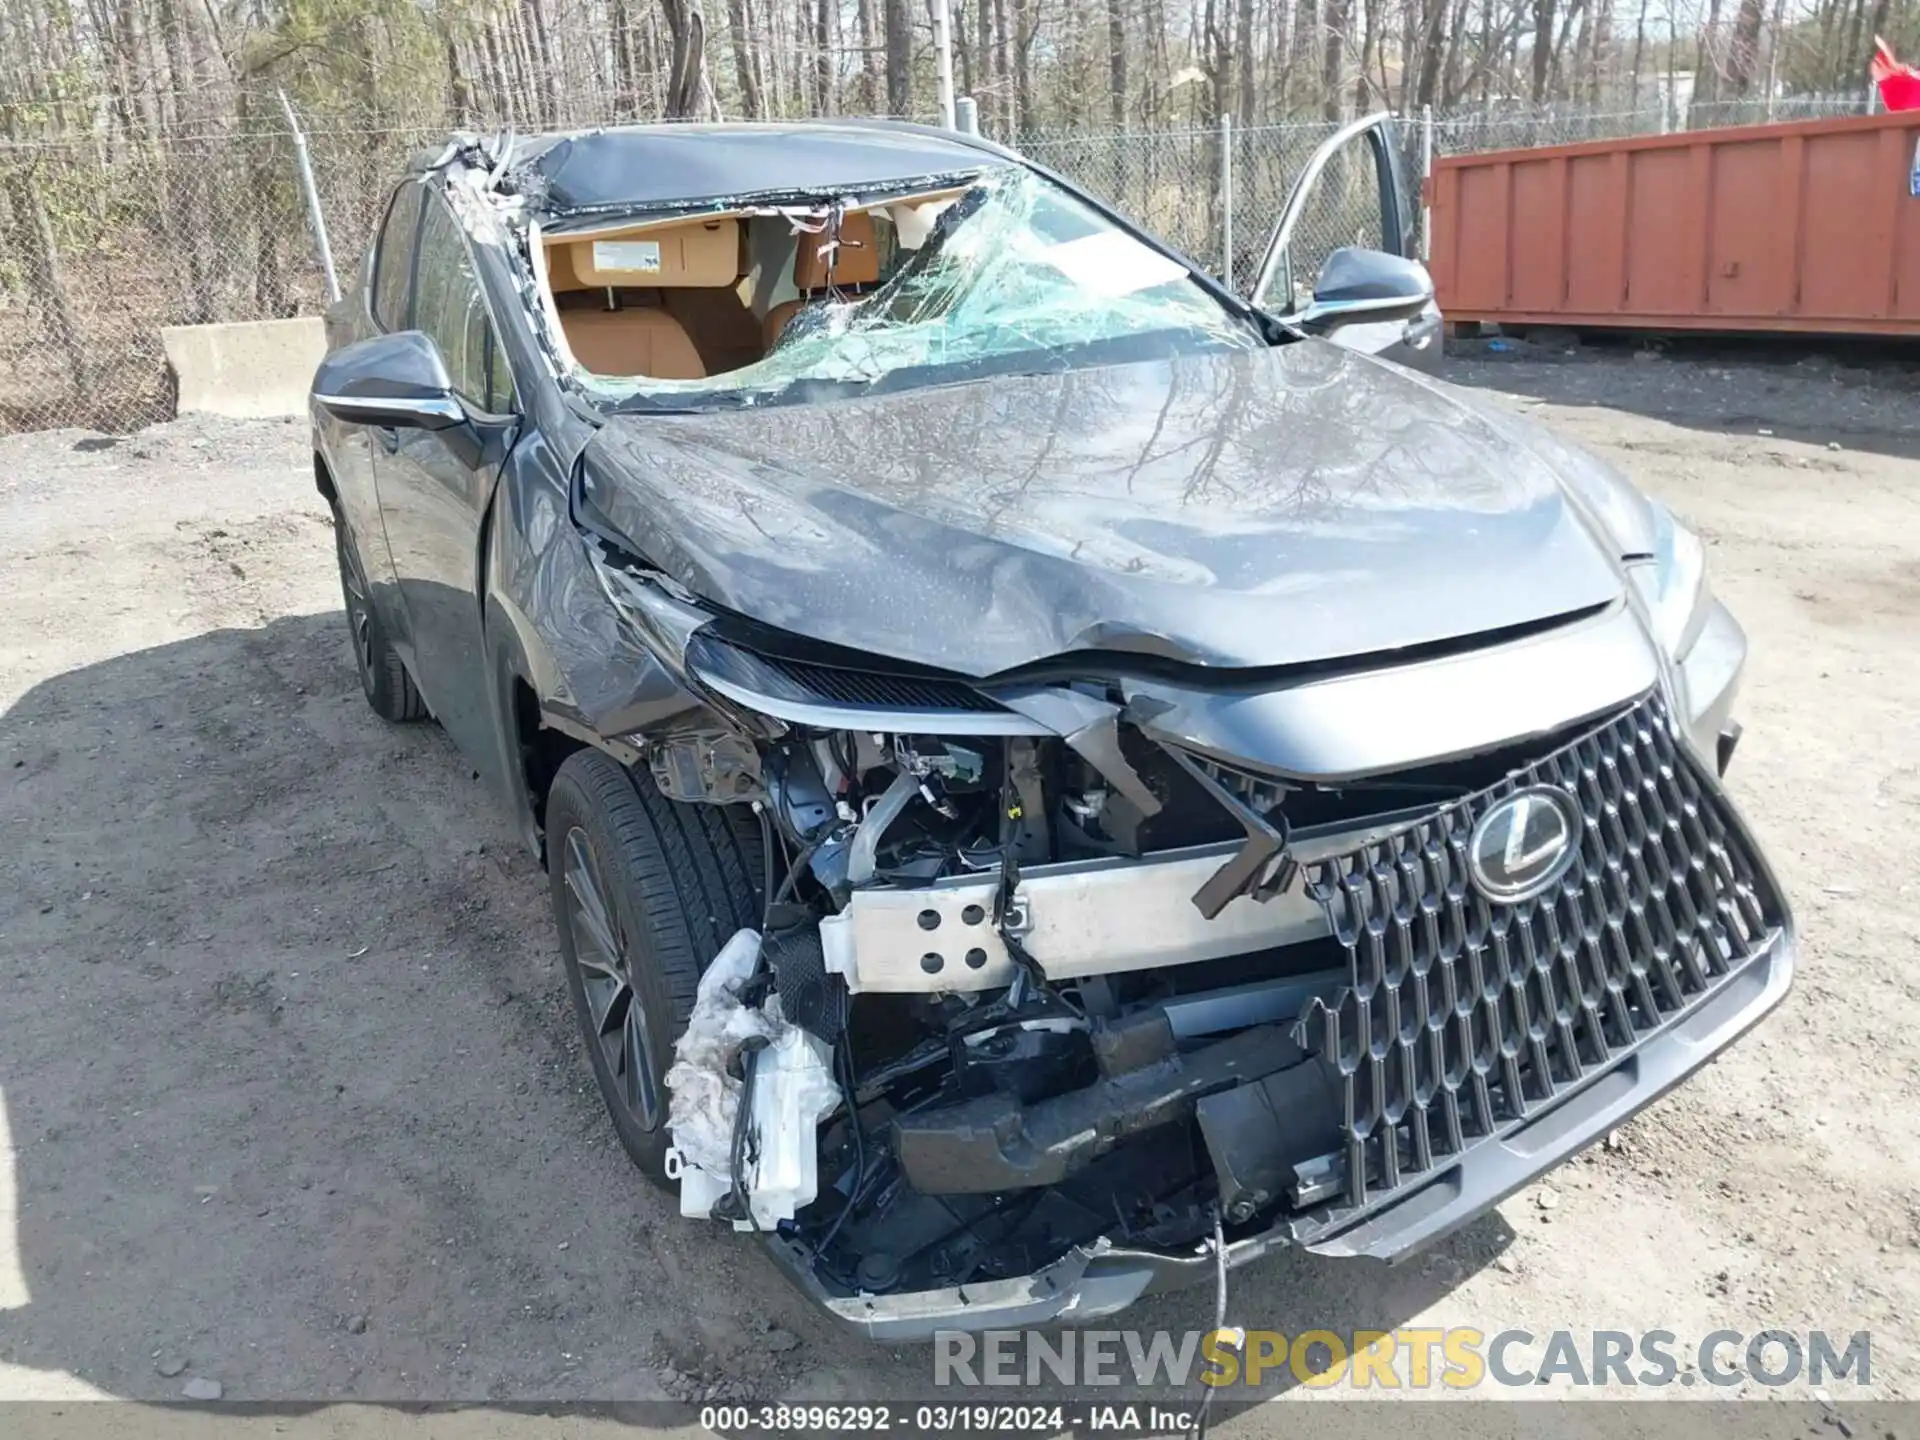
[1249,113,1443,367]
[330,181,424,649]
[372,190,520,790]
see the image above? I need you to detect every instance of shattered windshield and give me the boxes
[568,167,1264,412]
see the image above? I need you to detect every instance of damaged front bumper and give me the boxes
[762,922,1792,1342]
[649,566,1788,1341]
[729,691,1794,1340]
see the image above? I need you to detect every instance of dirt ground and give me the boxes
[1,342,1916,1426]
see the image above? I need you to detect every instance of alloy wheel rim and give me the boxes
[337,534,375,679]
[561,825,659,1130]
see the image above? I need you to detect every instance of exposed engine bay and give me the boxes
[657,712,1355,1294]
[643,623,1784,1322]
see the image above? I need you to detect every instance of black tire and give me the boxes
[545,749,765,1186]
[333,513,426,723]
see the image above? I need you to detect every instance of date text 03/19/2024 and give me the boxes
[700,1404,1160,1434]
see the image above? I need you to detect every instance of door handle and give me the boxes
[372,425,400,455]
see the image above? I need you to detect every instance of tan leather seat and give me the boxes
[764,211,882,347]
[560,307,707,380]
[761,298,805,347]
[544,217,740,378]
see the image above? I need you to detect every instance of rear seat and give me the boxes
[763,210,883,346]
[557,301,706,379]
[546,217,742,379]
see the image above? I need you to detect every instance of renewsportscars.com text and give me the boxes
[933,1327,1873,1390]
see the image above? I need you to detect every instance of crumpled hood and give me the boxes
[582,342,1628,677]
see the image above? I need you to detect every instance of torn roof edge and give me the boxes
[530,167,1005,232]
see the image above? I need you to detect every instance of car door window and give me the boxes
[413,196,515,413]
[372,183,424,330]
[1253,118,1405,316]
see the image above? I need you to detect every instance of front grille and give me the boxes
[1296,695,1781,1214]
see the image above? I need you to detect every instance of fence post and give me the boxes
[278,89,340,305]
[956,95,979,137]
[1219,113,1233,290]
[1420,103,1434,263]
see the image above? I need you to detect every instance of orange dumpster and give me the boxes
[1427,110,1920,337]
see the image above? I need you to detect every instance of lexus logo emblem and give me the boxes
[1467,786,1581,903]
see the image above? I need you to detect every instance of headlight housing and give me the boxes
[1632,503,1710,658]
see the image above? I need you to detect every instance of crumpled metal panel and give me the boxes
[1296,695,1781,1213]
[582,341,1630,679]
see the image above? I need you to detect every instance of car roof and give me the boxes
[465,121,1010,214]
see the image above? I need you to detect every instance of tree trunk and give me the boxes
[1724,0,1766,94]
[1413,0,1448,105]
[884,0,913,115]
[857,0,882,110]
[993,0,1011,132]
[815,0,834,113]
[484,20,515,117]
[954,0,973,93]
[612,0,640,114]
[1588,0,1611,101]
[1235,0,1256,123]
[1270,0,1292,106]
[442,26,474,123]
[661,0,709,117]
[1357,0,1382,108]
[1106,0,1127,125]
[1548,0,1586,97]
[1321,0,1347,119]
[728,0,765,115]
[1529,0,1555,100]
[155,0,218,322]
[1628,0,1649,100]
[4,161,88,405]
[1289,0,1318,108]
[517,0,553,124]
[1697,0,1726,105]
[1011,0,1037,131]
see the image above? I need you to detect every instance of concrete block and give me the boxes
[160,317,328,420]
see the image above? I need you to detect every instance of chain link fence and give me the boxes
[1019,119,1369,293]
[0,91,1874,436]
[1425,91,1873,153]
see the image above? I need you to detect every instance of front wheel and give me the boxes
[545,750,765,1185]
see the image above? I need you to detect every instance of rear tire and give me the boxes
[545,749,765,1186]
[333,515,426,723]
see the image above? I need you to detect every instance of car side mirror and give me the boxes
[313,330,464,430]
[1297,247,1436,330]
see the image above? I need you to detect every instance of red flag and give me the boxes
[1871,36,1920,111]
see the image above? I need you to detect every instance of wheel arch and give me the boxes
[313,450,340,510]
[481,503,593,866]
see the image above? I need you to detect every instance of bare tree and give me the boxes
[727,0,765,116]
[884,0,913,113]
[660,0,709,117]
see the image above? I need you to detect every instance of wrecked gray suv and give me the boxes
[308,118,1793,1340]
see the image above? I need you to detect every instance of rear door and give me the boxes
[1249,113,1442,365]
[371,190,520,785]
